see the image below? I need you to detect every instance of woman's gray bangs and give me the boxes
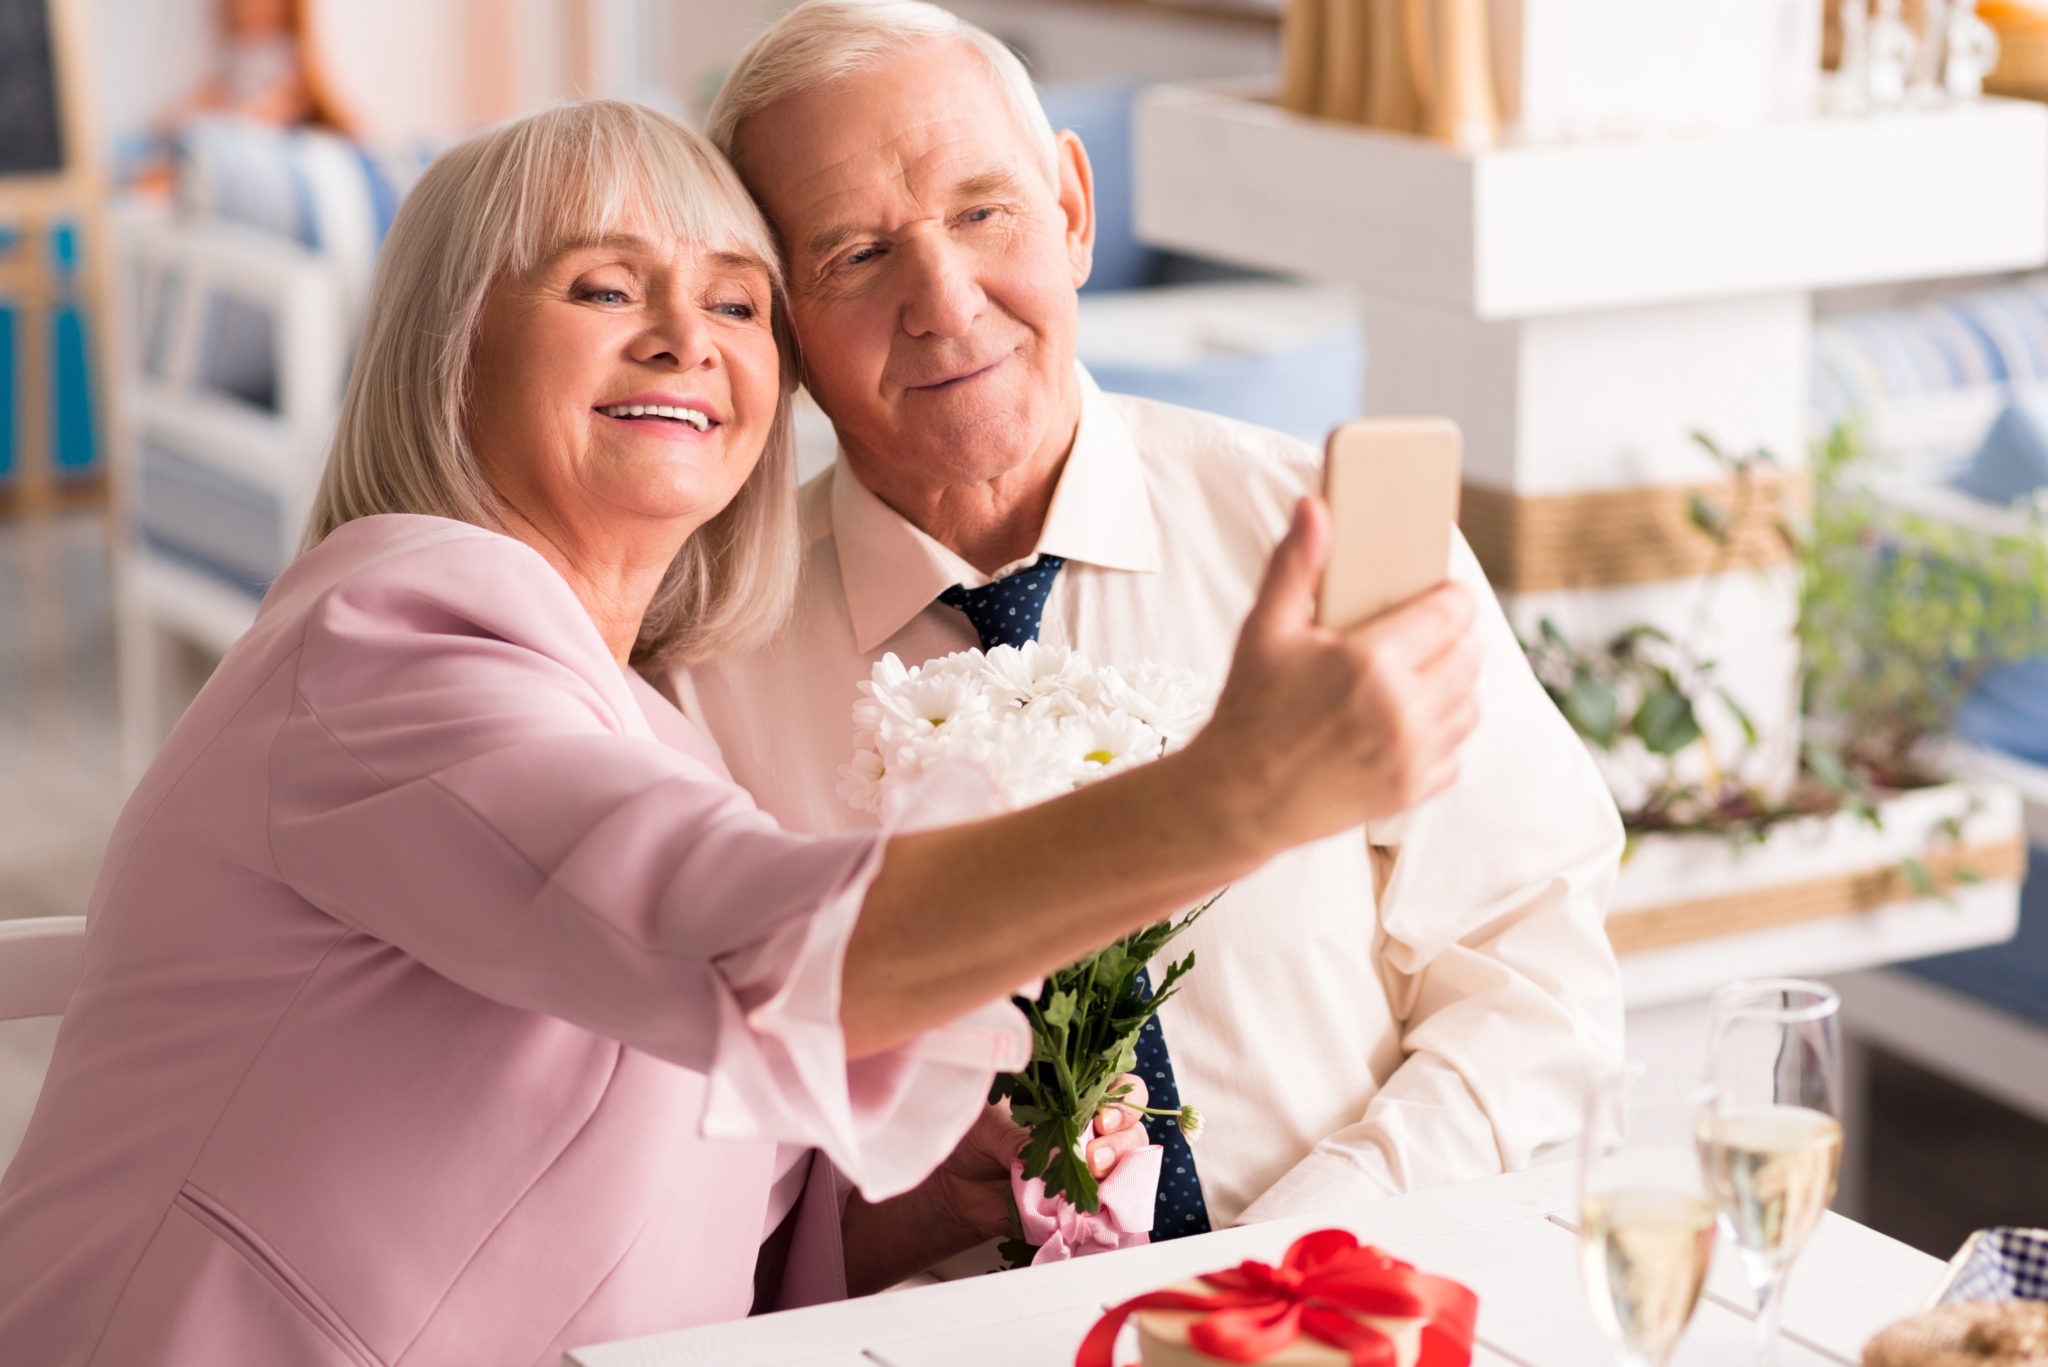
[503,104,782,289]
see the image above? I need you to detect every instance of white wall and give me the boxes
[87,0,217,162]
[75,0,1280,163]
[649,0,1278,122]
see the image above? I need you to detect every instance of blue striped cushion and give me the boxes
[1812,277,2048,426]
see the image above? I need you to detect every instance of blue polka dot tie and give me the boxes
[1129,974,1210,1241]
[936,555,1067,650]
[935,555,1213,1242]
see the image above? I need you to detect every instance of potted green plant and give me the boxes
[1521,428,2037,969]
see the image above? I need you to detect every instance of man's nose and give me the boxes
[897,235,984,340]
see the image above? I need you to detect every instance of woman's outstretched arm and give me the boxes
[842,498,1481,1059]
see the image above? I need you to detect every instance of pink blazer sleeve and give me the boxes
[265,529,1026,1198]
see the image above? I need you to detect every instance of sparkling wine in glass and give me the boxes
[1579,1067,1718,1367]
[1699,979,1844,1367]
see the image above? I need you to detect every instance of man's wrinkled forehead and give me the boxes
[734,40,1047,246]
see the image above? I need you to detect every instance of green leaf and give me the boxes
[1900,856,1940,900]
[1714,686,1759,749]
[997,1185,1034,1270]
[1040,1116,1099,1212]
[1041,990,1076,1032]
[1018,1126,1058,1181]
[1955,867,1986,886]
[1806,745,1848,792]
[1562,668,1621,748]
[1632,688,1702,757]
[1687,492,1732,545]
[1087,947,1135,994]
[1615,623,1676,648]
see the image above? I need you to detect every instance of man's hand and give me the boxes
[929,1075,1155,1242]
[841,1075,1154,1293]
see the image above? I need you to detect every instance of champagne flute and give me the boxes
[1578,1066,1718,1367]
[1699,979,1845,1367]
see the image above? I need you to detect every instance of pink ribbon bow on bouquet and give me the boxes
[1010,1122,1163,1265]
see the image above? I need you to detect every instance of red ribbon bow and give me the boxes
[1075,1229,1478,1367]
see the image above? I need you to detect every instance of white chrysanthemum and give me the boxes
[1017,685,1089,723]
[1058,708,1164,777]
[867,669,992,733]
[982,640,1089,702]
[851,653,918,734]
[918,713,1087,808]
[846,646,1214,817]
[836,748,887,814]
[1098,661,1215,745]
[871,652,914,690]
[873,708,1003,783]
[924,649,993,685]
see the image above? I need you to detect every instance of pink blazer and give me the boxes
[0,516,1025,1367]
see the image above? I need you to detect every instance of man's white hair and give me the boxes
[706,0,1059,184]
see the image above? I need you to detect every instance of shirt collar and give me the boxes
[832,363,1163,654]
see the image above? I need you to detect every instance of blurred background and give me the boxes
[7,0,2048,1262]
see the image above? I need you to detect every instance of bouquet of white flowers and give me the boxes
[839,641,1216,816]
[841,641,1219,1255]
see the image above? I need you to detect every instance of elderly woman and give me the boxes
[0,103,1478,1365]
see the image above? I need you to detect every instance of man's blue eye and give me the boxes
[966,207,996,223]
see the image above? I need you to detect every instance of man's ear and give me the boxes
[1055,128,1096,290]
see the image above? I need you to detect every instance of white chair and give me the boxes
[108,203,351,778]
[0,916,89,1021]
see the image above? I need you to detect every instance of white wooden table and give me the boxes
[566,1165,1942,1367]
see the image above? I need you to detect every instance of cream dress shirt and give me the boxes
[679,367,1626,1227]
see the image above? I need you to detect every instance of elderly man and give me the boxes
[681,0,1625,1237]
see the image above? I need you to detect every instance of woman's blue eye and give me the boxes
[844,246,877,267]
[965,207,996,224]
[716,302,756,320]
[586,288,628,305]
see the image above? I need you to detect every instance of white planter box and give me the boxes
[1133,82,2048,318]
[1611,776,2026,1008]
[1950,742,2048,849]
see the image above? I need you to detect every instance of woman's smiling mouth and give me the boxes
[595,402,717,432]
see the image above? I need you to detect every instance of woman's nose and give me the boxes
[631,303,718,370]
[898,237,984,340]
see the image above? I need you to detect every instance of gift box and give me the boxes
[1078,1229,1477,1367]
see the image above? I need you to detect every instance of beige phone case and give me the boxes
[1316,416,1462,631]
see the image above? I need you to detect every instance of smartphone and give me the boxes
[1315,417,1462,631]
